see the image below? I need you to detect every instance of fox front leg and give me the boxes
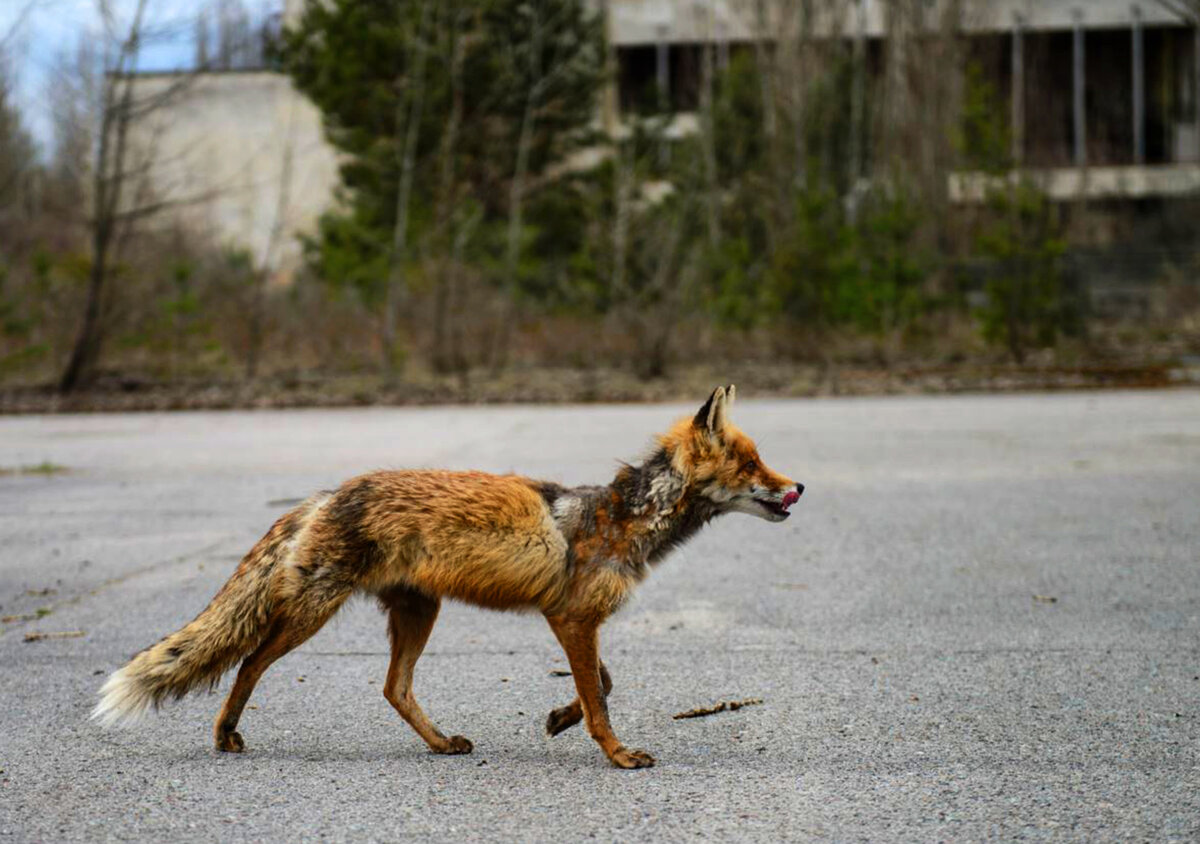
[546,660,612,737]
[545,616,654,769]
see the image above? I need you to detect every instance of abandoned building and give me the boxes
[133,0,1200,296]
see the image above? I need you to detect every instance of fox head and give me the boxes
[661,385,804,522]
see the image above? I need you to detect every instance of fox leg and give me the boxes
[546,616,654,769]
[545,660,611,737]
[213,597,347,752]
[379,586,472,755]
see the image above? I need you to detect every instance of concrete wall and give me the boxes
[607,0,1190,44]
[949,163,1200,202]
[284,0,1192,46]
[129,71,339,281]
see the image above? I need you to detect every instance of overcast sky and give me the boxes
[2,0,273,154]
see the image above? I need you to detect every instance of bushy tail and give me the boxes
[92,518,295,727]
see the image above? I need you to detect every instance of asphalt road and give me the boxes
[1,391,1198,842]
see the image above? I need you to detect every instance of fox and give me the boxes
[93,385,803,769]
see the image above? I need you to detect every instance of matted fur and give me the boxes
[92,385,802,768]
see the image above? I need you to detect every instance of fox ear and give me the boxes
[693,385,732,434]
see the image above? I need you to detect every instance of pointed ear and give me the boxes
[693,385,731,435]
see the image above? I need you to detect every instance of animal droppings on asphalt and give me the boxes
[672,698,764,720]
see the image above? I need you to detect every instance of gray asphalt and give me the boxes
[1,391,1198,842]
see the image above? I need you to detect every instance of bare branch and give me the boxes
[0,0,39,51]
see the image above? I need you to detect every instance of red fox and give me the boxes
[93,385,803,769]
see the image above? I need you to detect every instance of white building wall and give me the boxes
[130,71,339,281]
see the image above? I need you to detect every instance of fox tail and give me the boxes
[91,517,294,727]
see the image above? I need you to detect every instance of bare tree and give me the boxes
[380,0,432,382]
[0,0,39,206]
[0,0,39,54]
[699,4,720,246]
[492,0,600,370]
[430,0,469,375]
[59,0,205,392]
[244,101,296,380]
[0,53,37,221]
[490,7,546,371]
[1155,0,1200,149]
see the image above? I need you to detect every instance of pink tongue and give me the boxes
[781,490,800,510]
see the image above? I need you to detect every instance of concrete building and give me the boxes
[134,0,1200,274]
[129,70,339,282]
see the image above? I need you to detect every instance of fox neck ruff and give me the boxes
[594,447,720,573]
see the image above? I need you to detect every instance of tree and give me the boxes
[958,64,1067,363]
[277,0,604,378]
[0,48,38,234]
[974,181,1066,364]
[59,0,205,392]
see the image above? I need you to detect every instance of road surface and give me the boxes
[1,391,1198,841]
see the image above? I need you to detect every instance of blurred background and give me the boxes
[1,0,1199,408]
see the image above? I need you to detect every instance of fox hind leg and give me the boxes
[379,586,472,755]
[546,660,612,737]
[214,591,349,753]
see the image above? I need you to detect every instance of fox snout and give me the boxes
[751,481,804,521]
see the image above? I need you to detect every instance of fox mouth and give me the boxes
[755,489,801,520]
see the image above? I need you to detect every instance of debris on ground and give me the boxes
[23,630,85,643]
[672,698,763,720]
[548,669,572,677]
[1033,594,1058,604]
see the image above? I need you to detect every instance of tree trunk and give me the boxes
[431,3,464,375]
[754,0,781,256]
[60,0,148,393]
[381,0,432,383]
[492,10,544,373]
[700,31,721,246]
[248,103,296,380]
[59,235,109,392]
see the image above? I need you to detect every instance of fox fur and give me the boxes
[93,385,803,769]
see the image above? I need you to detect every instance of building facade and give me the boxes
[135,0,1200,276]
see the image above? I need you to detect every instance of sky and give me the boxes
[1,0,271,155]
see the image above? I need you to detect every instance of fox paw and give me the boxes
[215,730,245,753]
[435,735,473,755]
[546,705,582,737]
[610,746,655,769]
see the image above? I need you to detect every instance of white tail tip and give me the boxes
[91,667,152,728]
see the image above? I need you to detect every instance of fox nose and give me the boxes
[795,483,805,496]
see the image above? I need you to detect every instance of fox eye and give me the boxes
[742,459,757,474]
